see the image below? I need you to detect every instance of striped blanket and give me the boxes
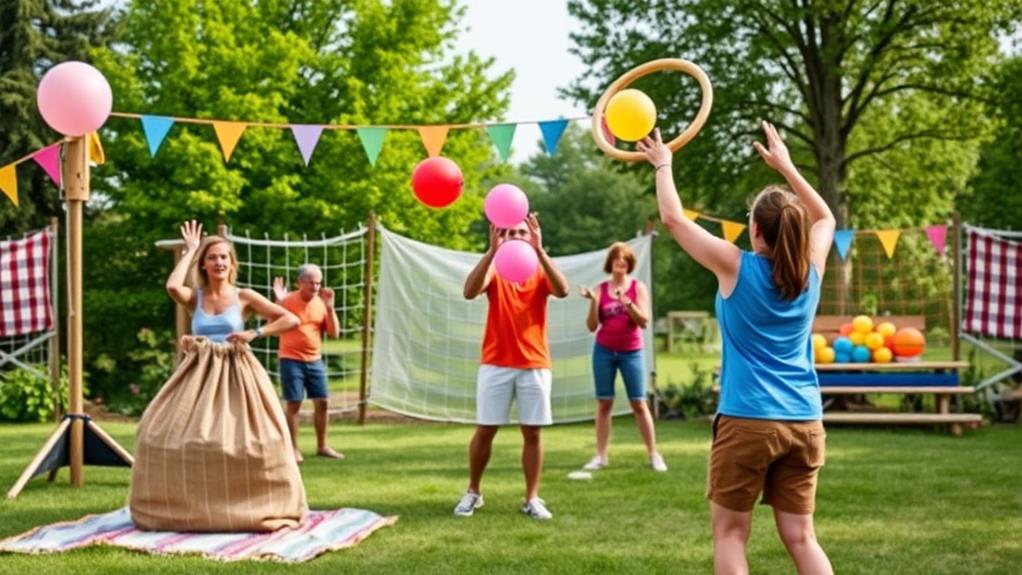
[0,507,397,562]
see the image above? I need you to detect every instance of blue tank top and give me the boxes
[715,251,822,420]
[191,288,245,343]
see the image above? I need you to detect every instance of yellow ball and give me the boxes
[812,334,827,350]
[873,347,893,363]
[849,330,866,346]
[815,346,836,364]
[876,321,897,337]
[864,332,885,350]
[852,315,873,333]
[605,89,657,142]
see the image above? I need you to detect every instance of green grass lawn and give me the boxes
[1,419,1020,573]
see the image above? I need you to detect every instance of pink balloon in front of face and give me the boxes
[493,239,538,283]
[484,184,529,228]
[36,61,113,136]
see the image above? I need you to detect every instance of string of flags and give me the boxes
[682,207,949,259]
[118,112,583,166]
[0,113,953,261]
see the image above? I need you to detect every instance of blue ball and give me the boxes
[833,337,854,355]
[852,345,872,363]
[834,352,852,364]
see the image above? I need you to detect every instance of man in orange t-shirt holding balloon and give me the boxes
[452,214,569,521]
[273,264,343,463]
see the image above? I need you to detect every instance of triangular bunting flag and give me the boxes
[539,119,568,156]
[290,124,324,166]
[721,220,746,243]
[356,127,387,166]
[88,132,105,166]
[212,121,248,162]
[140,116,175,157]
[925,225,948,256]
[683,209,700,221]
[31,145,62,187]
[486,124,516,162]
[833,229,855,260]
[417,126,449,157]
[0,164,18,206]
[875,229,901,259]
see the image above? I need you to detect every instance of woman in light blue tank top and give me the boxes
[639,123,836,574]
[130,221,304,532]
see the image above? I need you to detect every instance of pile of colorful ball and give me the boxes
[812,316,927,364]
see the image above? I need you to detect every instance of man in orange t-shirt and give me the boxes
[273,264,342,463]
[452,214,569,521]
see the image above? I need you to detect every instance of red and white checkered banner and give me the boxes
[965,228,1021,339]
[0,231,53,337]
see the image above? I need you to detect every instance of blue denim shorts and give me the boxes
[279,358,328,402]
[592,342,646,400]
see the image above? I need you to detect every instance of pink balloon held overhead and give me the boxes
[493,239,538,283]
[484,184,529,228]
[37,61,113,137]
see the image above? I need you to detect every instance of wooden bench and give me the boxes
[815,362,980,436]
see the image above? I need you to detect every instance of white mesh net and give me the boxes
[226,227,370,413]
[369,226,654,423]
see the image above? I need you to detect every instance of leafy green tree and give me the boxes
[79,0,514,403]
[0,0,115,233]
[566,0,1019,228]
[961,56,1022,229]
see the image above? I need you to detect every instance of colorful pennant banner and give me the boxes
[109,112,584,168]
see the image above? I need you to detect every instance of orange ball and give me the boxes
[838,322,854,336]
[892,327,926,357]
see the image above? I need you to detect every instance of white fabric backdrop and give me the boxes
[370,226,654,423]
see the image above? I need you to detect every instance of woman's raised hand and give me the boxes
[180,220,203,252]
[752,121,794,175]
[637,128,672,169]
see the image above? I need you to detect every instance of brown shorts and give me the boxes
[706,414,825,514]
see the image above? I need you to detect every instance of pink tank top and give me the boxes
[595,279,643,352]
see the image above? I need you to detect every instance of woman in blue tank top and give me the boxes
[130,221,304,532]
[640,122,835,574]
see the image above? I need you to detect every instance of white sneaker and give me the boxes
[650,453,668,472]
[453,491,484,517]
[521,497,553,520]
[582,455,608,471]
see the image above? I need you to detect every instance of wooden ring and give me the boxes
[591,58,713,162]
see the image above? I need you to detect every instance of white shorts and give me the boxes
[476,364,553,426]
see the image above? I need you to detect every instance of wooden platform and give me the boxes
[824,412,982,425]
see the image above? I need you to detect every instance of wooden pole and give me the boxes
[951,213,962,362]
[357,213,377,425]
[62,136,88,487]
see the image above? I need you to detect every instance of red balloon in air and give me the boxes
[411,156,463,208]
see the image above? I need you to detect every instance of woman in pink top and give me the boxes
[580,242,666,472]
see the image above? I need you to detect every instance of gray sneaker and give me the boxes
[521,497,552,520]
[453,491,484,517]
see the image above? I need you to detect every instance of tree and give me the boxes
[0,0,115,233]
[566,0,1020,229]
[77,0,514,404]
[961,56,1022,229]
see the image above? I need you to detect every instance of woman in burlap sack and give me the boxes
[130,220,308,532]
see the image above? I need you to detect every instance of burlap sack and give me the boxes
[130,336,308,532]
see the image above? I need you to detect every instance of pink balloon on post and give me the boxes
[484,184,529,228]
[493,239,538,283]
[37,61,113,136]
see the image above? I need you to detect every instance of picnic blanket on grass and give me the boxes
[0,507,397,562]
